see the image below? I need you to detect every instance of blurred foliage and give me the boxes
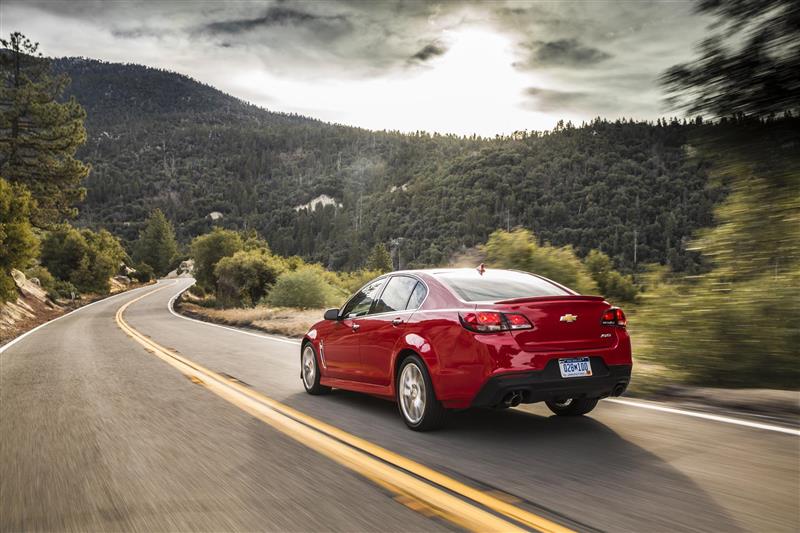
[189,227,243,290]
[0,32,88,225]
[132,209,178,276]
[662,0,799,118]
[0,177,38,302]
[267,266,341,309]
[643,0,800,389]
[40,224,127,294]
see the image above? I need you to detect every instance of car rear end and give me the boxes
[433,269,632,409]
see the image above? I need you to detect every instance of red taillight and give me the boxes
[601,307,627,327]
[505,313,533,330]
[460,312,533,333]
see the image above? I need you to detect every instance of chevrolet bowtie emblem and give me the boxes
[560,314,578,323]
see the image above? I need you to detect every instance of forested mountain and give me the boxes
[56,57,723,272]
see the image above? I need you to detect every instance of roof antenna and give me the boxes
[477,263,486,275]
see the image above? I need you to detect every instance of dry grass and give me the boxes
[178,300,322,338]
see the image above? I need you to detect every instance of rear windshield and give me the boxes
[435,270,571,302]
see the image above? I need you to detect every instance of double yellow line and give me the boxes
[116,284,574,533]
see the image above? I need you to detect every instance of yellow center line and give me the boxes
[116,284,574,533]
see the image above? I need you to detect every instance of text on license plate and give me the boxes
[558,357,592,378]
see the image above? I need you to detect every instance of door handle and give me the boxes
[352,323,360,332]
[391,318,404,326]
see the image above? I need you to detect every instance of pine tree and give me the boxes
[0,32,89,225]
[365,242,392,272]
[133,209,178,276]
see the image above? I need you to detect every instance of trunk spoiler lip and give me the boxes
[493,295,607,305]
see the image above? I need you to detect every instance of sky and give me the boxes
[1,0,712,136]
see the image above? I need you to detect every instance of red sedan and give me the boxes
[301,267,632,431]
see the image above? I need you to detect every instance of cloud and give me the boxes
[518,38,611,69]
[200,6,347,35]
[523,86,630,117]
[2,0,712,133]
[409,42,447,63]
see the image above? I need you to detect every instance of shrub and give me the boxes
[483,229,597,294]
[190,228,243,290]
[267,266,341,309]
[25,266,56,294]
[214,249,287,307]
[130,263,154,283]
[0,178,39,302]
[583,250,639,303]
[51,280,78,301]
[332,269,383,294]
[41,225,127,294]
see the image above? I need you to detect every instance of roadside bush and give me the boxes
[332,269,383,294]
[266,266,341,309]
[190,228,243,290]
[0,178,39,302]
[41,225,127,294]
[51,280,78,301]
[130,263,154,283]
[637,270,800,389]
[583,250,639,303]
[25,266,56,294]
[215,249,287,307]
[195,295,219,308]
[483,229,597,294]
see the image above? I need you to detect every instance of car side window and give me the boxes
[372,276,418,314]
[405,281,427,310]
[341,278,385,318]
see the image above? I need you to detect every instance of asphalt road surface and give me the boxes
[2,278,798,532]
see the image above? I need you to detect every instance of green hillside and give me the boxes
[56,57,723,271]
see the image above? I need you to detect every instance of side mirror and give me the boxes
[323,308,340,321]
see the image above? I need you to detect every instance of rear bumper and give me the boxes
[470,357,632,407]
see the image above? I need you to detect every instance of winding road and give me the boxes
[1,278,798,532]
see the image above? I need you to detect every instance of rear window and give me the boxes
[435,270,571,302]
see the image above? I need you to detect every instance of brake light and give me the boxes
[459,312,533,333]
[601,307,627,327]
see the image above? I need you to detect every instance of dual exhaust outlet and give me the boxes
[501,382,627,408]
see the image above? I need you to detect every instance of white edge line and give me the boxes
[607,398,800,436]
[166,281,301,346]
[0,281,165,354]
[164,280,797,437]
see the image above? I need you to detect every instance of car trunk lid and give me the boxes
[491,295,615,351]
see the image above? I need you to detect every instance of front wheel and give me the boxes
[301,343,331,395]
[396,355,446,431]
[545,397,598,416]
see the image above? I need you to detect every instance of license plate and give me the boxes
[558,357,592,378]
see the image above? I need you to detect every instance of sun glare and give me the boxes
[231,27,552,136]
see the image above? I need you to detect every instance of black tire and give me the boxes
[396,355,446,431]
[300,342,331,395]
[545,397,599,416]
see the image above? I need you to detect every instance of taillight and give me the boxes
[601,307,627,327]
[459,312,533,333]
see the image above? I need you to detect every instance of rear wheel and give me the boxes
[545,397,598,416]
[301,343,331,395]
[397,355,446,431]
